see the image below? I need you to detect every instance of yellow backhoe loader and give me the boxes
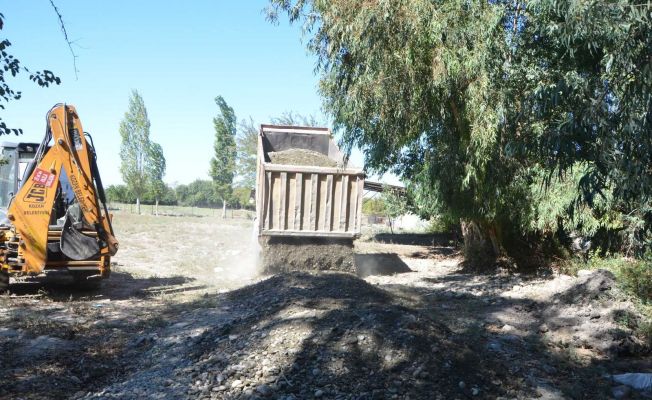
[0,104,118,291]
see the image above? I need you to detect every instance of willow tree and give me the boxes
[267,0,652,264]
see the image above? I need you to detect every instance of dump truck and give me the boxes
[0,104,118,291]
[256,124,364,272]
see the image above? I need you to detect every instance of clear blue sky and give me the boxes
[2,1,396,186]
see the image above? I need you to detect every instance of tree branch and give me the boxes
[48,0,78,79]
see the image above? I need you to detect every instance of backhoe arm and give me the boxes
[8,104,118,273]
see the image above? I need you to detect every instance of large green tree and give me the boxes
[268,0,652,265]
[119,90,152,214]
[209,96,237,218]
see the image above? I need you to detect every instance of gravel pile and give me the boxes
[539,269,649,356]
[268,149,338,168]
[78,272,496,399]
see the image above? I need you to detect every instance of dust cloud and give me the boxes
[211,223,261,289]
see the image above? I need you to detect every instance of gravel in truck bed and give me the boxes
[268,149,338,168]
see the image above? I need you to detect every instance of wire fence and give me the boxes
[107,203,255,219]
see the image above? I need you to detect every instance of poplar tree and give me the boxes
[147,141,166,215]
[119,90,151,214]
[209,96,237,218]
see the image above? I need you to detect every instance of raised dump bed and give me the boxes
[256,125,365,238]
[256,125,365,272]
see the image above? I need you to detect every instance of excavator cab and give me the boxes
[0,104,118,291]
[0,142,39,223]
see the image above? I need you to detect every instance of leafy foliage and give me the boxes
[146,141,166,210]
[362,197,385,216]
[267,0,652,263]
[518,0,652,207]
[270,111,324,127]
[209,96,237,204]
[235,117,258,190]
[105,184,134,204]
[232,186,254,209]
[0,13,61,135]
[176,180,221,208]
[119,90,153,209]
[382,187,409,234]
[106,183,176,206]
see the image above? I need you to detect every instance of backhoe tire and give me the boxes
[0,271,9,293]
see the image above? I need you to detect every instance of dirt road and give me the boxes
[0,213,649,399]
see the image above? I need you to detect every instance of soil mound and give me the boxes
[78,273,498,399]
[554,269,616,305]
[268,148,338,167]
[543,269,648,356]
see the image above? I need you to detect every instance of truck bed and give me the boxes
[256,125,365,238]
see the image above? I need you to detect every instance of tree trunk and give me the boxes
[387,214,394,234]
[155,199,159,216]
[460,220,501,267]
[222,199,227,219]
[136,197,141,215]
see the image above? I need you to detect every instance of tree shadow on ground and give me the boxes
[178,270,642,399]
[7,271,202,301]
[0,270,206,400]
[178,272,498,399]
[3,270,647,399]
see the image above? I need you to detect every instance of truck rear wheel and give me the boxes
[0,271,9,293]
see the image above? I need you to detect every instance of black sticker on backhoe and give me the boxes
[23,183,47,203]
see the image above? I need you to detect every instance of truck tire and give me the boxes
[0,271,9,293]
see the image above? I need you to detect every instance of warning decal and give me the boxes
[32,168,57,188]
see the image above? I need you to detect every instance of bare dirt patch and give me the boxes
[0,212,259,400]
[359,234,651,399]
